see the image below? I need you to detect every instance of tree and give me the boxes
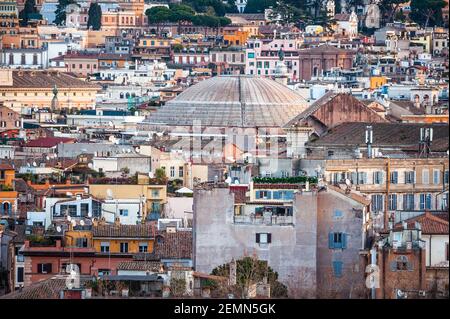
[120,167,130,178]
[54,0,77,25]
[155,168,167,179]
[409,0,446,28]
[244,0,276,13]
[87,1,102,30]
[145,6,173,35]
[378,0,409,25]
[210,255,288,298]
[19,0,38,27]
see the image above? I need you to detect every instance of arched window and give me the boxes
[2,202,11,215]
[119,92,124,99]
[125,92,130,99]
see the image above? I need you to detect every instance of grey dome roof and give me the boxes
[145,76,308,128]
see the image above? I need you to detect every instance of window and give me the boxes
[248,52,254,58]
[404,171,415,184]
[403,194,415,210]
[445,171,449,184]
[37,263,52,274]
[170,166,175,178]
[256,233,271,244]
[100,242,110,253]
[152,190,159,197]
[332,261,343,278]
[120,242,129,253]
[255,190,271,199]
[433,170,440,184]
[17,267,24,283]
[119,209,129,216]
[419,194,432,210]
[373,171,384,184]
[334,210,343,218]
[371,194,384,212]
[422,169,429,184]
[388,194,398,210]
[98,269,110,276]
[357,172,367,184]
[75,238,88,248]
[329,232,347,249]
[179,166,184,177]
[264,61,269,68]
[80,203,89,217]
[139,242,148,253]
[256,61,262,68]
[392,255,411,271]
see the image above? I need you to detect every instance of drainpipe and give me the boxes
[370,247,376,299]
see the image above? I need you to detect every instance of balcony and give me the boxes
[233,214,294,226]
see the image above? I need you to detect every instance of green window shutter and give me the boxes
[342,233,348,249]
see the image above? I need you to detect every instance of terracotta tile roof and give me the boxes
[153,230,192,260]
[0,275,91,299]
[230,185,248,204]
[117,261,164,272]
[0,164,14,170]
[25,137,75,148]
[0,71,101,89]
[394,212,449,235]
[93,224,156,238]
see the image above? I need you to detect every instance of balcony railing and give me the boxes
[233,214,294,226]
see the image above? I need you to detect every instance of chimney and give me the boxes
[0,69,13,86]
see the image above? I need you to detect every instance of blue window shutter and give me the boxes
[267,191,272,199]
[255,191,260,199]
[342,233,347,249]
[426,194,432,210]
[420,194,425,210]
[328,233,334,249]
[333,261,343,277]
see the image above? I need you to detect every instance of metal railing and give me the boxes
[233,215,294,226]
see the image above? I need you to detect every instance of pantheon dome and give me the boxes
[144,76,308,128]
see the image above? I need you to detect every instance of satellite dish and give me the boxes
[345,179,352,187]
[87,163,93,168]
[71,220,77,227]
[67,216,72,222]
[148,172,154,178]
[27,163,30,167]
[106,189,113,199]
[135,148,140,153]
[56,226,62,233]
[79,220,85,226]
[46,156,50,161]
[32,161,37,167]
[225,176,232,184]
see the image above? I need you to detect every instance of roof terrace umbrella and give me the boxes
[175,187,193,194]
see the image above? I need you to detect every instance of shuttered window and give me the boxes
[329,232,347,249]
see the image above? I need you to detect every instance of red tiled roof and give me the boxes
[117,261,164,272]
[230,185,248,204]
[25,137,75,148]
[395,212,449,235]
[93,224,156,238]
[0,164,14,170]
[154,230,192,259]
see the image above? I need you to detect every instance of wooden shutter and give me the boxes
[328,233,334,249]
[267,233,272,243]
[342,233,347,249]
[256,233,260,243]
